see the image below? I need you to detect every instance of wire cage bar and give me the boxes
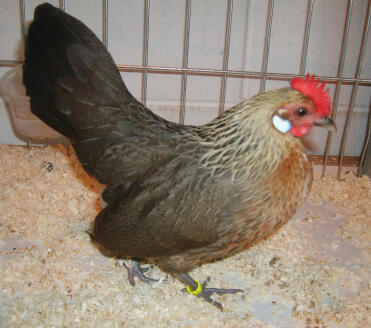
[102,0,108,48]
[0,0,370,178]
[322,0,354,178]
[358,97,371,176]
[299,0,314,76]
[259,0,274,93]
[179,0,192,125]
[337,0,371,178]
[141,0,150,107]
[218,0,233,114]
[59,0,65,11]
[19,0,26,43]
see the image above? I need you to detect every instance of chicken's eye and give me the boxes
[296,107,308,116]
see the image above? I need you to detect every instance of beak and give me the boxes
[314,116,337,132]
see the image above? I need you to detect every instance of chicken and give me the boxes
[23,3,335,310]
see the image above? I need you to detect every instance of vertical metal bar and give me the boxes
[219,0,233,114]
[179,0,192,125]
[142,0,150,107]
[338,0,371,179]
[260,0,274,92]
[59,0,65,11]
[19,0,29,149]
[358,95,371,176]
[299,0,314,75]
[322,0,353,178]
[102,0,108,48]
[20,0,26,43]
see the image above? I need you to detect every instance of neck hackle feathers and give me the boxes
[290,74,331,116]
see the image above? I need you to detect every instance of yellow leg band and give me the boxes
[186,280,202,296]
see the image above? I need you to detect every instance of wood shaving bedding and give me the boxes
[0,144,370,327]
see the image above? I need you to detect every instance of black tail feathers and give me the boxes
[23,3,137,142]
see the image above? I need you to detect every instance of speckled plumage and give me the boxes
[24,4,317,280]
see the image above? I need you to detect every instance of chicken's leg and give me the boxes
[176,273,244,311]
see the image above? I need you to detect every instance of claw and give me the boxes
[123,260,159,287]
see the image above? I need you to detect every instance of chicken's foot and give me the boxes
[176,273,243,311]
[124,260,159,287]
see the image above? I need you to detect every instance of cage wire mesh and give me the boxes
[0,0,370,179]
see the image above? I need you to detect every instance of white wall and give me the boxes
[0,0,370,156]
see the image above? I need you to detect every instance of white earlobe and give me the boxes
[272,114,291,133]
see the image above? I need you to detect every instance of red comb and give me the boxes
[290,74,331,116]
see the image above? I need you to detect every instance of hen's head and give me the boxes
[271,74,335,137]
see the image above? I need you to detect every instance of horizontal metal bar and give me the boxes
[116,65,371,84]
[0,60,23,66]
[1,59,370,86]
[309,155,359,167]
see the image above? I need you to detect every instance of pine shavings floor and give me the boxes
[0,144,370,328]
